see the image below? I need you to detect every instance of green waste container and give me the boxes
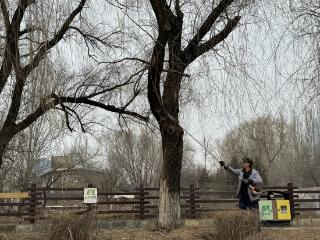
[259,199,291,221]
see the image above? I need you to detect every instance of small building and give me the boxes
[38,168,106,209]
[37,154,105,187]
[39,167,105,188]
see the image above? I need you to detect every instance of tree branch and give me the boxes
[175,0,183,19]
[19,26,43,36]
[99,57,150,65]
[0,0,35,94]
[15,93,148,135]
[147,34,168,122]
[3,76,27,127]
[68,26,114,46]
[22,0,88,76]
[60,102,74,132]
[183,0,235,59]
[63,105,86,133]
[84,67,147,99]
[0,0,10,30]
[149,0,175,32]
[58,96,149,122]
[184,16,241,65]
[14,95,58,133]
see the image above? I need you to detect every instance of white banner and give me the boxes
[83,188,97,204]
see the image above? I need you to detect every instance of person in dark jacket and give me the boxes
[219,157,262,210]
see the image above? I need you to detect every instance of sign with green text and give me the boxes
[259,200,274,221]
[83,188,97,204]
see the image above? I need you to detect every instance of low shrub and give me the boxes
[214,210,260,240]
[48,213,95,240]
[200,210,260,240]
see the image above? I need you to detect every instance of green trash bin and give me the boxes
[259,199,291,221]
[259,200,274,221]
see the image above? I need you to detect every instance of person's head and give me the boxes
[242,157,253,172]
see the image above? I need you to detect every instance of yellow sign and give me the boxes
[276,200,291,220]
[0,192,29,199]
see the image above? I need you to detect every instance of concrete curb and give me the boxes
[0,225,15,233]
[1,218,320,233]
[293,218,320,226]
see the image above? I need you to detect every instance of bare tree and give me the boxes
[102,127,161,188]
[275,0,320,101]
[145,0,252,228]
[217,115,290,185]
[1,55,63,190]
[290,110,320,187]
[3,117,61,191]
[0,0,148,168]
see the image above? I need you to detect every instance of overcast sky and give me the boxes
[48,0,316,169]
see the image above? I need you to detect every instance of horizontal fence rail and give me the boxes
[1,182,320,224]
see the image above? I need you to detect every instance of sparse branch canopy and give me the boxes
[14,91,149,140]
[184,0,236,53]
[0,0,148,168]
[22,0,87,77]
[183,16,241,65]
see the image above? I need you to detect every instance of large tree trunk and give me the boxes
[0,143,7,167]
[158,121,184,229]
[0,133,11,167]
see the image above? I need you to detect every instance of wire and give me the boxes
[146,120,222,165]
[182,126,222,164]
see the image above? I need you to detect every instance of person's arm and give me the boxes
[226,166,241,176]
[219,161,241,176]
[248,170,262,185]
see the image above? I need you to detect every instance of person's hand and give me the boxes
[219,161,225,167]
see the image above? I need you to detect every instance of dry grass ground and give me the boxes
[1,211,320,240]
[1,226,320,240]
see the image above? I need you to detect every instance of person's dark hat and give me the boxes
[242,157,253,168]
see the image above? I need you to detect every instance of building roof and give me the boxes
[39,167,105,178]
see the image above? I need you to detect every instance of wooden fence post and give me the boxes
[29,183,36,224]
[139,184,145,220]
[189,184,196,219]
[287,182,295,219]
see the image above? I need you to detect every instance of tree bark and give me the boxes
[158,119,184,229]
[0,138,10,166]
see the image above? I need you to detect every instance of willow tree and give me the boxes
[0,0,147,167]
[147,0,251,228]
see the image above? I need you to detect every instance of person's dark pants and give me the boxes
[239,196,259,210]
[238,197,261,232]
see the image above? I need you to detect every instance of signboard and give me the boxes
[83,188,97,204]
[276,200,291,220]
[259,200,274,221]
[0,192,29,199]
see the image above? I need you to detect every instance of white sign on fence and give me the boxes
[83,188,97,204]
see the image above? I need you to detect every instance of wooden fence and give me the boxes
[0,183,320,224]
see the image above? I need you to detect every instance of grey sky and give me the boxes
[46,1,315,169]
